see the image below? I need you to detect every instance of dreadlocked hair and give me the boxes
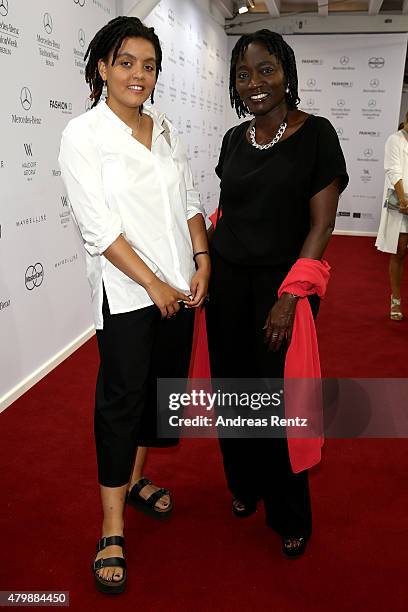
[229,29,300,118]
[84,16,162,109]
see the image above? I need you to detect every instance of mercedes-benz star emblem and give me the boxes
[74,0,85,6]
[364,148,373,157]
[43,12,53,34]
[337,99,346,107]
[25,263,44,291]
[20,87,32,111]
[370,78,379,88]
[78,28,85,47]
[368,99,376,108]
[340,56,349,65]
[0,0,8,18]
[307,78,316,88]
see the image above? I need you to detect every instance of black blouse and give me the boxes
[212,114,349,266]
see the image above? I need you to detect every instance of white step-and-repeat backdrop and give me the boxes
[0,0,116,409]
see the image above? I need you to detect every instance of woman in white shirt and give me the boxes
[59,16,210,594]
[376,112,408,320]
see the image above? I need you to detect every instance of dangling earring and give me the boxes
[285,86,290,94]
[102,80,108,99]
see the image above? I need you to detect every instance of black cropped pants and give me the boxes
[206,249,319,538]
[95,289,195,487]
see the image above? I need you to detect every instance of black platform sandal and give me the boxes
[93,536,127,594]
[126,477,173,520]
[232,498,257,518]
[282,535,308,558]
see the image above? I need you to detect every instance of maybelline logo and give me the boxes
[16,214,46,227]
[368,57,385,69]
[332,81,353,87]
[301,59,323,65]
[0,298,10,312]
[50,99,73,114]
[12,87,42,125]
[25,263,44,290]
[359,130,380,137]
[55,253,78,268]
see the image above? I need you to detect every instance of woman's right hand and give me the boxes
[399,199,408,215]
[145,277,193,319]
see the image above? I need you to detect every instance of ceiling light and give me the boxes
[238,1,249,14]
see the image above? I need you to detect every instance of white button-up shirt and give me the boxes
[58,101,205,328]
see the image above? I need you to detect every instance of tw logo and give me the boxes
[61,195,69,207]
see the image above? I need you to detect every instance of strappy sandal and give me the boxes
[232,498,257,518]
[93,535,126,594]
[126,477,173,520]
[390,295,403,321]
[282,535,308,558]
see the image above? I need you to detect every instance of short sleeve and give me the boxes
[310,117,349,197]
[215,126,235,179]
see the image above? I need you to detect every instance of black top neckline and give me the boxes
[241,114,313,151]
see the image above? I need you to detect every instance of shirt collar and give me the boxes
[97,100,166,139]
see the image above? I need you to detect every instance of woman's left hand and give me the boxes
[263,293,298,352]
[188,267,210,308]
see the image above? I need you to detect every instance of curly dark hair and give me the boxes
[84,16,162,109]
[229,29,299,118]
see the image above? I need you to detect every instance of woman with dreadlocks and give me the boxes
[206,30,348,557]
[59,16,209,593]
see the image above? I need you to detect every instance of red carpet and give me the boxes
[1,236,407,611]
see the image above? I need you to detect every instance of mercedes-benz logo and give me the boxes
[307,78,316,88]
[340,56,349,65]
[20,87,32,111]
[370,78,380,88]
[337,99,346,107]
[368,99,376,108]
[364,148,373,157]
[25,263,44,291]
[336,128,343,137]
[73,0,85,6]
[78,28,86,48]
[306,98,314,107]
[368,57,385,69]
[85,96,92,111]
[0,0,8,17]
[43,12,53,35]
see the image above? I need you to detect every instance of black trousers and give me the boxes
[95,289,195,487]
[206,249,319,537]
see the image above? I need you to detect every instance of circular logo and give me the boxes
[25,263,44,291]
[336,127,343,137]
[368,57,385,69]
[73,0,85,6]
[337,99,346,107]
[0,0,8,17]
[307,78,316,88]
[306,98,314,107]
[85,96,92,111]
[340,56,349,65]
[364,148,373,158]
[370,78,380,88]
[20,87,32,111]
[43,12,53,34]
[78,28,86,48]
[368,99,377,108]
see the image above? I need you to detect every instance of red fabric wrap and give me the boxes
[277,258,330,473]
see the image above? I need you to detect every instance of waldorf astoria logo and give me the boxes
[22,142,37,181]
[0,298,11,312]
[25,263,44,290]
[12,87,42,125]
[60,195,72,228]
